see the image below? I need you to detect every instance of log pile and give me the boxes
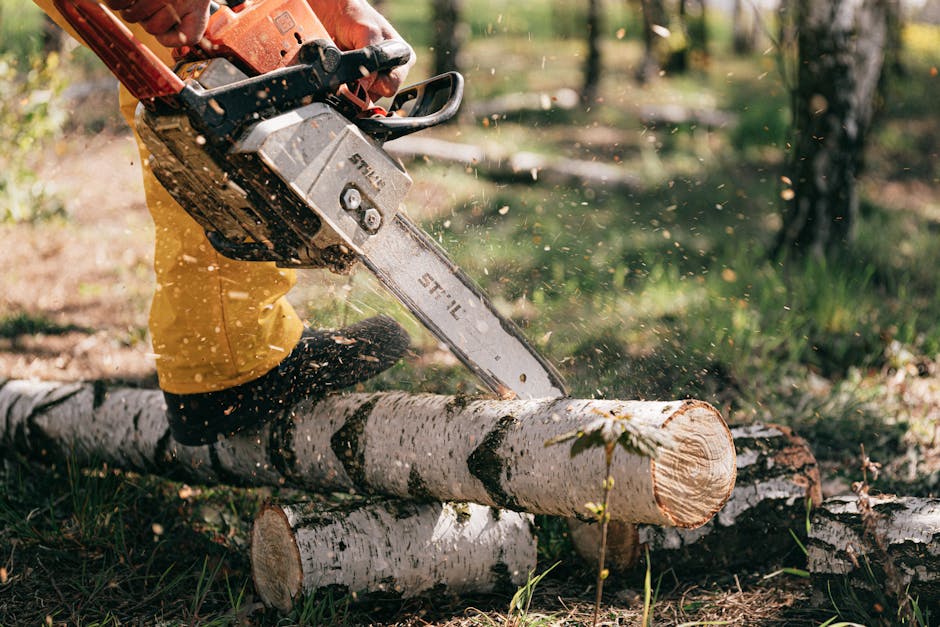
[4,375,939,613]
[0,378,735,608]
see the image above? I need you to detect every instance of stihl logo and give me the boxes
[419,273,463,320]
[349,153,386,191]
[273,12,296,35]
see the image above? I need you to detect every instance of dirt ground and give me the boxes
[0,130,159,385]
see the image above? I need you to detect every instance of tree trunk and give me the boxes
[431,0,464,75]
[251,500,536,611]
[732,0,756,55]
[807,495,940,612]
[687,0,708,65]
[0,379,735,527]
[636,0,670,83]
[773,0,888,259]
[668,0,690,73]
[569,424,821,573]
[583,0,603,106]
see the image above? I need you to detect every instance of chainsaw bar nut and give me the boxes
[341,187,362,212]
[361,208,383,233]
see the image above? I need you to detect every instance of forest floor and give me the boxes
[0,129,823,626]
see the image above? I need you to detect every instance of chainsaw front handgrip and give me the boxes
[304,39,412,80]
[173,39,413,141]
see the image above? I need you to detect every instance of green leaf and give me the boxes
[569,429,606,458]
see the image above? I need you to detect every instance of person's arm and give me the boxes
[100,0,414,99]
[101,0,211,47]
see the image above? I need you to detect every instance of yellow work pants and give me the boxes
[35,1,305,394]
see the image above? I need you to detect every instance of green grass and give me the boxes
[0,312,87,339]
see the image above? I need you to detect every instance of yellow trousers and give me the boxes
[35,1,305,394]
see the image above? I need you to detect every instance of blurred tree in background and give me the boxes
[431,0,465,75]
[774,0,889,258]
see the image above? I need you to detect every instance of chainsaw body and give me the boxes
[54,0,568,399]
[137,56,414,272]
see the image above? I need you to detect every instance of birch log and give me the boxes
[807,495,940,608]
[570,424,821,572]
[0,379,735,526]
[252,500,536,611]
[385,136,643,192]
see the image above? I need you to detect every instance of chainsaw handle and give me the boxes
[299,39,412,86]
[356,72,464,142]
[52,0,184,106]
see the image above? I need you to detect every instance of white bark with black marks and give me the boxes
[570,424,821,572]
[807,495,940,607]
[775,0,888,256]
[251,500,536,612]
[0,379,735,526]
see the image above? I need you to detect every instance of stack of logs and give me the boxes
[2,378,937,612]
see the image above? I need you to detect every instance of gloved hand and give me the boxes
[101,0,211,47]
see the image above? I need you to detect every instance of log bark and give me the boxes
[251,500,536,611]
[569,424,821,572]
[465,88,580,120]
[385,136,642,192]
[0,379,735,527]
[807,495,940,609]
[637,104,738,129]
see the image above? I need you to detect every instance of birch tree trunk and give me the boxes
[774,0,888,258]
[0,379,735,527]
[583,0,603,106]
[252,500,537,611]
[569,424,821,572]
[807,495,940,610]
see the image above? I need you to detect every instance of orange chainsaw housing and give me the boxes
[52,0,343,105]
[184,0,332,74]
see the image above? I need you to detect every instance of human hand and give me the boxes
[102,0,211,47]
[309,0,415,100]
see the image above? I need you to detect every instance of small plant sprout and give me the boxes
[546,408,674,626]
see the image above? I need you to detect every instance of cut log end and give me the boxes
[653,401,736,528]
[251,505,304,613]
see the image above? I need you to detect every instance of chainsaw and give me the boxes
[54,0,567,399]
